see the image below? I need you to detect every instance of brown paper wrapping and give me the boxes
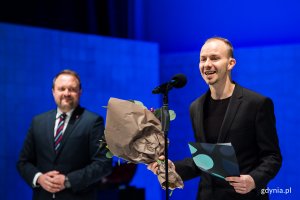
[105,97,183,190]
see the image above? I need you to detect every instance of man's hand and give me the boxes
[147,161,159,174]
[37,171,66,193]
[147,156,175,175]
[225,175,256,194]
[51,173,66,189]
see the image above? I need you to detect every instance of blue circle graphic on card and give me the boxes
[193,154,214,170]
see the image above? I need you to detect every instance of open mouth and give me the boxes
[204,71,216,75]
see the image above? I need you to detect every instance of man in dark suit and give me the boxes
[148,37,282,200]
[17,69,112,200]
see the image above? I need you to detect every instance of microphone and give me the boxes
[152,74,187,94]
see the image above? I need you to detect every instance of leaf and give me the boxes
[169,110,176,121]
[106,151,113,158]
[154,108,162,120]
[156,159,164,165]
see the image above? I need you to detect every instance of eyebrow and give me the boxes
[200,53,220,57]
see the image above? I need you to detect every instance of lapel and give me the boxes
[55,106,84,158]
[217,84,243,143]
[195,91,210,142]
[46,110,57,155]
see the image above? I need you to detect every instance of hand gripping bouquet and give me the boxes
[104,97,184,190]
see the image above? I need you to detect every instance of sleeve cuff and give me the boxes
[32,172,42,187]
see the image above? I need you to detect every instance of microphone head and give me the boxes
[171,74,187,88]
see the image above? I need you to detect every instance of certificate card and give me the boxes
[188,142,240,179]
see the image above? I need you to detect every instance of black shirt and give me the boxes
[203,96,231,143]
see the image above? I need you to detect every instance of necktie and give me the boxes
[54,113,67,152]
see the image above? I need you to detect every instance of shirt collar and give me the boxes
[56,108,74,119]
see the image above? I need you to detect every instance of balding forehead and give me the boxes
[201,39,233,58]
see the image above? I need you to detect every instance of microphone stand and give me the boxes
[154,77,186,200]
[160,86,171,200]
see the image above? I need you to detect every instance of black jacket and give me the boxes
[175,84,282,200]
[17,106,112,200]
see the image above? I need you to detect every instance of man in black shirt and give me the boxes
[148,37,282,200]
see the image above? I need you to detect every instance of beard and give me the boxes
[57,97,77,112]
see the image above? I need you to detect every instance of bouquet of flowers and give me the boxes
[103,97,184,190]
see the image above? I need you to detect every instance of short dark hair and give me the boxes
[204,37,234,58]
[52,69,82,89]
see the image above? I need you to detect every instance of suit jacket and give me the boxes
[175,83,282,200]
[17,106,112,200]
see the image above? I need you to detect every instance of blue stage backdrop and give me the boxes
[141,0,300,53]
[1,22,299,200]
[160,44,300,200]
[0,23,161,200]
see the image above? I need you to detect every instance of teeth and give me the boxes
[205,71,216,75]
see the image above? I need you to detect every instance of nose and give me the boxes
[63,89,71,96]
[204,59,212,68]
[200,59,212,71]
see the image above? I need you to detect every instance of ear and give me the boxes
[227,58,236,71]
